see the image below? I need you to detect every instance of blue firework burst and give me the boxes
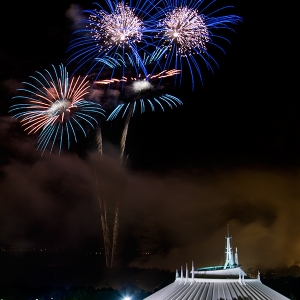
[151,0,243,89]
[66,0,158,79]
[107,91,182,120]
[9,64,105,154]
[92,53,182,120]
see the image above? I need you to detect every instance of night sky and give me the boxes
[0,0,298,286]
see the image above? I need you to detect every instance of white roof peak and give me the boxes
[224,224,235,269]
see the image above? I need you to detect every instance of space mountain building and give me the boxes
[143,228,289,300]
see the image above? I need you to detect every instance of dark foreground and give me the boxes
[1,250,300,299]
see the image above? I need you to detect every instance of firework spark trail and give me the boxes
[9,64,105,154]
[94,103,120,268]
[111,198,120,268]
[94,168,112,267]
[96,126,103,156]
[94,126,111,267]
[95,125,115,268]
[119,102,134,163]
[152,0,242,89]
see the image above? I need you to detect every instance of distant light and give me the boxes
[124,297,131,300]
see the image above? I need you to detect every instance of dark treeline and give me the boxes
[1,268,300,299]
[260,265,300,300]
[244,265,300,299]
[262,277,300,300]
[0,267,175,300]
[0,285,152,300]
[2,277,300,300]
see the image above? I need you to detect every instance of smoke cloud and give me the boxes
[1,116,300,274]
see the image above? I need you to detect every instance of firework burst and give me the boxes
[157,7,210,55]
[94,68,182,120]
[90,3,144,51]
[67,0,157,78]
[9,64,105,154]
[152,0,242,89]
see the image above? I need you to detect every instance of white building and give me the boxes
[143,227,289,300]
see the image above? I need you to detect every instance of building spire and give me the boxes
[235,247,239,265]
[185,263,189,284]
[224,224,235,269]
[180,265,183,283]
[191,260,195,282]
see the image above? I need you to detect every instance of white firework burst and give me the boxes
[88,2,144,52]
[158,6,210,55]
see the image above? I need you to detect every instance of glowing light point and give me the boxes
[47,100,71,117]
[132,80,152,93]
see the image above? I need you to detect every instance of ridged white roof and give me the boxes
[143,277,289,300]
[143,227,289,300]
